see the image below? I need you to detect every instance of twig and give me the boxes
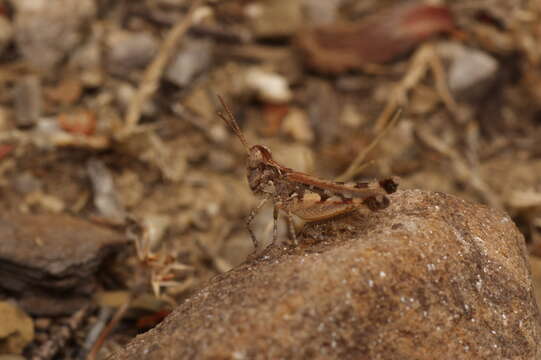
[374,43,432,132]
[374,43,459,132]
[32,305,92,360]
[508,190,541,208]
[85,300,131,360]
[416,126,503,209]
[337,108,402,181]
[77,307,114,360]
[426,46,461,119]
[194,222,234,273]
[119,0,204,139]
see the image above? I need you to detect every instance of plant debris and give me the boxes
[295,2,455,73]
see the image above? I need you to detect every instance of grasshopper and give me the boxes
[217,96,398,251]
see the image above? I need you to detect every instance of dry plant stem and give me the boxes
[374,43,459,132]
[374,44,431,132]
[120,0,203,138]
[509,190,541,208]
[337,108,402,182]
[77,307,114,360]
[195,224,235,273]
[427,47,460,116]
[416,127,503,209]
[86,300,131,360]
[129,216,192,297]
[32,305,92,360]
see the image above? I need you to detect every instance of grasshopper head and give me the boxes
[216,96,278,196]
[247,145,276,195]
[247,145,272,169]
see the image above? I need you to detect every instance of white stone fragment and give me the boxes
[244,67,292,103]
[446,45,499,98]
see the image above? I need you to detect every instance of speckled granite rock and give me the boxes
[110,190,541,360]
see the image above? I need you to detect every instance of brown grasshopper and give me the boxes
[217,96,399,251]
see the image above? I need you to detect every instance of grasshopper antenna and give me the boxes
[217,95,251,153]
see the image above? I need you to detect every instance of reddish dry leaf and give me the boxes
[295,2,455,74]
[0,3,8,17]
[58,109,96,135]
[136,310,171,331]
[0,144,13,159]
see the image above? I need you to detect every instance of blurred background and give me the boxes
[0,0,540,358]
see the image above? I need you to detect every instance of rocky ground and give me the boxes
[0,0,540,359]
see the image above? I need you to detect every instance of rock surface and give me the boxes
[110,190,541,360]
[0,212,126,315]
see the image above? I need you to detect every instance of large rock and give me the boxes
[110,190,541,359]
